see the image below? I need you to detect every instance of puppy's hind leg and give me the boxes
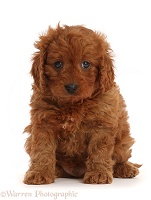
[113,130,141,178]
[112,98,141,178]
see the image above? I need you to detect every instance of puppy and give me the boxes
[24,24,141,184]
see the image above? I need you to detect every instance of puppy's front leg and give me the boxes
[24,126,56,185]
[84,129,115,184]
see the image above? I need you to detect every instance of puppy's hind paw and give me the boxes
[24,170,55,185]
[113,162,140,178]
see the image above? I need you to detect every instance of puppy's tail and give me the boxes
[23,125,31,133]
[133,163,142,168]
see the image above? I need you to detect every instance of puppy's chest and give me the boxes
[56,104,99,134]
[57,110,84,135]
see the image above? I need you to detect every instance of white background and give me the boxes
[0,0,151,199]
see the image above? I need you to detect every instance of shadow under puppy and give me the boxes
[24,24,141,184]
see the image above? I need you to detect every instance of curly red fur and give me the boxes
[24,24,141,184]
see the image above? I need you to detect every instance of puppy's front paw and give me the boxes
[83,170,113,184]
[24,170,55,185]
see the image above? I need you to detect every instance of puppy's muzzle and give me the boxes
[65,83,78,94]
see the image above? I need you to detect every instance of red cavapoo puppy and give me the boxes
[24,24,141,184]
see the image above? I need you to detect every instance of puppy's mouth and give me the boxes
[53,89,94,104]
[50,82,96,103]
[58,94,85,103]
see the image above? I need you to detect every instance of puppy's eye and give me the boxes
[53,61,63,69]
[81,61,90,69]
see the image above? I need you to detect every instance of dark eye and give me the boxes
[53,61,63,69]
[81,61,90,69]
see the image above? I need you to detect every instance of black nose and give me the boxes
[65,83,78,94]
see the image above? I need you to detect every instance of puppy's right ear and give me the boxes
[30,50,46,92]
[30,25,62,92]
[30,26,54,92]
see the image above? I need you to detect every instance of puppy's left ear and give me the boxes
[98,35,115,93]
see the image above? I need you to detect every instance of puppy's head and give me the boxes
[31,24,114,103]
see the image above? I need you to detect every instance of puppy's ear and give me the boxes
[30,50,46,92]
[30,26,57,92]
[98,35,115,93]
